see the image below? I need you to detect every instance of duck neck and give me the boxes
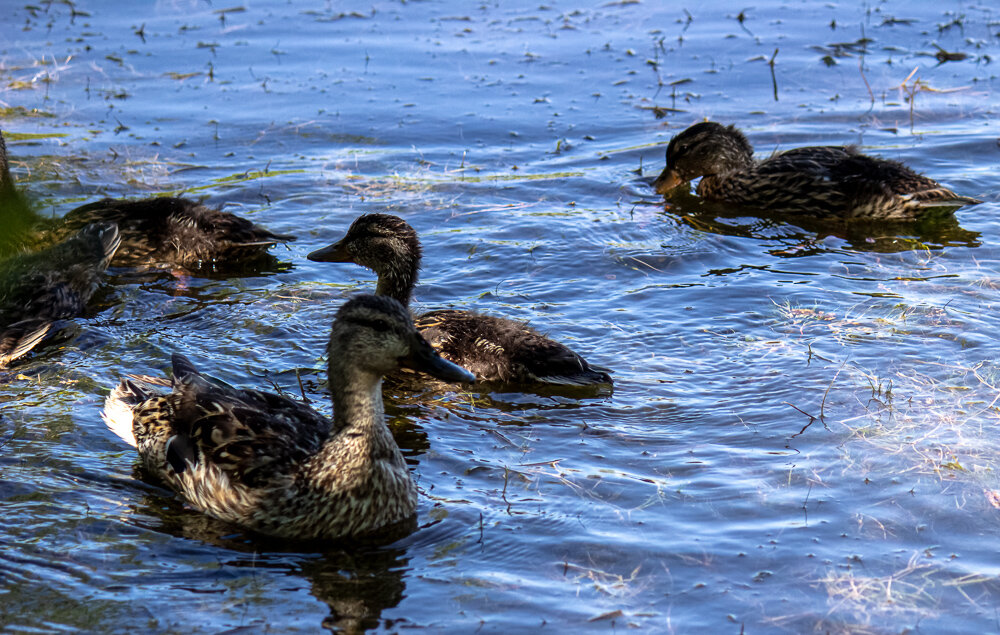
[326,362,397,464]
[330,369,384,433]
[374,252,419,308]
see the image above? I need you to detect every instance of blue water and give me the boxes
[2,1,999,632]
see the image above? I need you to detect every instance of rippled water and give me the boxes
[2,1,999,632]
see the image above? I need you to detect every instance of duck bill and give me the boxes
[307,239,351,263]
[403,343,476,384]
[653,168,684,195]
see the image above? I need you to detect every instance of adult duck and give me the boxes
[653,121,981,220]
[307,213,613,387]
[0,221,121,367]
[0,128,294,269]
[58,196,295,269]
[103,294,475,540]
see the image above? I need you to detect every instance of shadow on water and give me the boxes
[656,186,981,256]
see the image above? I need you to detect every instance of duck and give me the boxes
[57,196,296,269]
[0,128,295,270]
[102,293,475,540]
[0,221,121,367]
[307,213,613,387]
[653,121,981,220]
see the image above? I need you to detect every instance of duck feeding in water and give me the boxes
[0,128,295,270]
[653,121,981,220]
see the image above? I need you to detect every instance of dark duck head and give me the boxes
[653,122,754,195]
[308,213,421,306]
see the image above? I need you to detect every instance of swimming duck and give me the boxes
[0,128,295,269]
[58,196,296,269]
[653,121,981,220]
[0,221,121,367]
[102,294,475,540]
[307,213,613,387]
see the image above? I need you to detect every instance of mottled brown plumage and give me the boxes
[654,121,981,220]
[103,294,475,540]
[308,213,613,387]
[0,128,295,269]
[56,196,296,269]
[0,222,120,367]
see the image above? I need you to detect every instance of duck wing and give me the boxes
[705,145,978,217]
[61,196,295,266]
[0,319,53,368]
[0,221,119,323]
[415,310,612,386]
[133,354,331,488]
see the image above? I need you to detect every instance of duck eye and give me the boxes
[347,317,391,333]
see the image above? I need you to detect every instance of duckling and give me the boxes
[102,294,475,540]
[0,221,121,367]
[307,214,613,387]
[0,128,295,269]
[653,121,981,220]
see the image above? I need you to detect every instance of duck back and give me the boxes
[416,309,612,386]
[59,196,294,267]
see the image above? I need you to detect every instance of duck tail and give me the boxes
[0,319,53,368]
[102,377,155,447]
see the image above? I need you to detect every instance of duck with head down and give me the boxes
[103,294,475,540]
[308,213,613,388]
[653,121,981,220]
[0,128,295,271]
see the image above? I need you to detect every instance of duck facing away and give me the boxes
[307,213,613,387]
[0,128,295,269]
[103,294,475,540]
[653,121,981,220]
[0,221,120,367]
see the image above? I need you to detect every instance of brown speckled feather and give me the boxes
[58,196,295,268]
[308,213,613,387]
[1,130,295,269]
[103,295,475,540]
[416,309,611,385]
[0,222,120,366]
[655,121,980,220]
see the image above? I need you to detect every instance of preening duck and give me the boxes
[0,221,120,367]
[103,294,475,540]
[653,121,981,220]
[307,213,613,387]
[0,128,294,269]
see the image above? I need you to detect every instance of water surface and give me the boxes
[2,1,1000,632]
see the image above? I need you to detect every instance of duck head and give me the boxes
[329,294,474,384]
[309,214,421,306]
[653,122,754,195]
